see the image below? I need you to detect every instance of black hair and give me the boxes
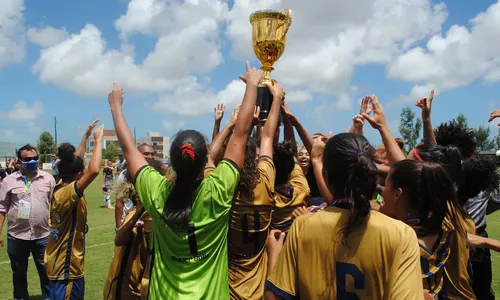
[414,143,463,187]
[274,141,295,185]
[323,133,377,245]
[435,121,477,158]
[17,144,38,159]
[164,130,207,229]
[57,143,84,182]
[238,139,260,197]
[459,157,500,205]
[390,160,467,240]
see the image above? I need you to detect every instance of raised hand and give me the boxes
[353,114,365,129]
[281,101,294,119]
[311,135,327,162]
[266,229,285,256]
[264,80,285,100]
[415,89,434,121]
[361,95,388,130]
[94,125,104,142]
[253,106,265,126]
[214,104,226,122]
[84,118,100,138]
[239,61,263,86]
[291,206,308,219]
[229,105,241,126]
[489,109,500,123]
[360,96,373,115]
[108,82,124,107]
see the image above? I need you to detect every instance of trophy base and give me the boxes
[257,85,273,119]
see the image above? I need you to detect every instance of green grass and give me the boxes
[0,173,500,299]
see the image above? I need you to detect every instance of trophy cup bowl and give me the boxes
[250,9,292,119]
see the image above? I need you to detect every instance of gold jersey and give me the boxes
[228,156,275,300]
[272,164,310,233]
[266,206,424,300]
[45,182,87,281]
[104,210,153,299]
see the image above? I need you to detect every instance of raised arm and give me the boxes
[212,104,225,141]
[311,136,334,204]
[349,97,371,136]
[362,95,406,166]
[75,119,100,158]
[281,102,297,155]
[207,106,238,168]
[416,90,436,145]
[108,82,148,180]
[76,126,104,192]
[223,62,262,168]
[282,105,313,154]
[260,82,284,158]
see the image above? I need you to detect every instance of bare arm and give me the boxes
[363,95,406,166]
[115,199,124,229]
[212,104,225,141]
[115,207,144,246]
[75,119,100,158]
[76,129,103,193]
[468,233,500,252]
[311,137,334,204]
[207,112,237,169]
[223,62,262,168]
[109,83,148,180]
[0,212,5,247]
[290,115,313,155]
[260,83,284,158]
[417,90,436,145]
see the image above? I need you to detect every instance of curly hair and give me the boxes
[434,121,477,158]
[238,139,261,197]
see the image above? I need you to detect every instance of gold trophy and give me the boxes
[250,9,292,119]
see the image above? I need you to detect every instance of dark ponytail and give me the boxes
[164,130,207,230]
[323,133,377,245]
[57,143,84,182]
[414,143,463,187]
[274,141,295,185]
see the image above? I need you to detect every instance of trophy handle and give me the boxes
[277,9,292,41]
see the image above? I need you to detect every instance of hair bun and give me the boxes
[58,143,76,162]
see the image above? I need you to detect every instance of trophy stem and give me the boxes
[260,65,274,85]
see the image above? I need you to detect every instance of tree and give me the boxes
[102,143,121,161]
[37,131,57,163]
[399,106,422,151]
[475,125,495,151]
[456,113,468,128]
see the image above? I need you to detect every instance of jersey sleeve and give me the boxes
[265,218,301,299]
[258,156,276,192]
[289,164,310,195]
[386,225,424,300]
[204,159,240,210]
[51,182,83,214]
[135,166,173,217]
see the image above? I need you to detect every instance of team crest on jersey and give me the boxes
[50,228,60,241]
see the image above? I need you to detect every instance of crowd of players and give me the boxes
[1,61,500,299]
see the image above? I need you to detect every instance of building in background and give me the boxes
[0,141,16,166]
[136,132,171,161]
[88,129,120,152]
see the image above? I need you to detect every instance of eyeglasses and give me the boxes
[21,156,39,162]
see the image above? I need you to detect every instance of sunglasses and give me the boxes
[21,156,39,162]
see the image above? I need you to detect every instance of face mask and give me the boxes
[22,160,39,172]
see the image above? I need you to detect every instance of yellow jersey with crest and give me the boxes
[442,213,476,300]
[45,181,87,280]
[419,228,453,298]
[272,164,310,233]
[228,156,275,300]
[104,209,153,299]
[266,206,424,300]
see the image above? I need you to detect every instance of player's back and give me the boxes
[228,156,275,300]
[266,206,424,300]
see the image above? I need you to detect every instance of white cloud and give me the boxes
[2,101,44,121]
[225,0,446,105]
[27,26,69,48]
[388,1,500,100]
[0,129,15,138]
[0,0,25,69]
[32,0,228,100]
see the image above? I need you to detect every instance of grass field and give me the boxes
[0,173,499,299]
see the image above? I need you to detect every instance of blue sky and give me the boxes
[1,0,499,149]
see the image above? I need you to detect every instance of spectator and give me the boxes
[51,154,60,183]
[0,144,56,300]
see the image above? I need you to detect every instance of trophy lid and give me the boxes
[250,9,292,24]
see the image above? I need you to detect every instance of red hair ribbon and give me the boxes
[412,148,423,162]
[181,144,195,160]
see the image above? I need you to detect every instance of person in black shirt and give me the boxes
[102,161,115,209]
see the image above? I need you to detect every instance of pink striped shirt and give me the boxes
[0,170,55,240]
